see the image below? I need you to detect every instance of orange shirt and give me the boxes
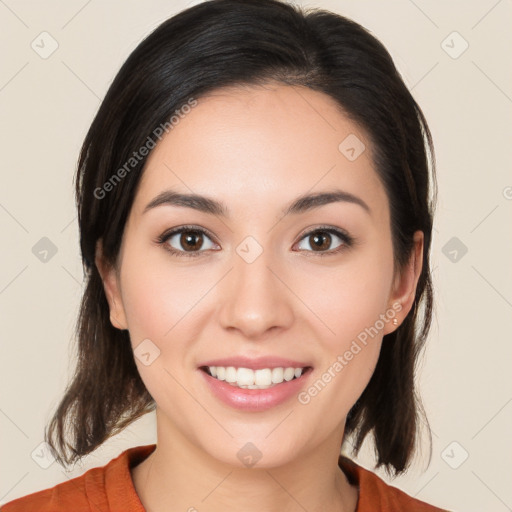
[1,444,450,511]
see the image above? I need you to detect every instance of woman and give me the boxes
[2,0,449,510]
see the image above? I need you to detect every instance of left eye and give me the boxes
[295,228,350,254]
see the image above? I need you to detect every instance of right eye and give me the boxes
[156,226,219,258]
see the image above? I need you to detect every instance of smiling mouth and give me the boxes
[199,365,313,390]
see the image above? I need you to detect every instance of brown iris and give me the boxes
[309,231,332,251]
[180,231,204,252]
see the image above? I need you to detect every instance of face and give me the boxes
[97,83,423,469]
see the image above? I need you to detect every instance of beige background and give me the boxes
[1,1,511,511]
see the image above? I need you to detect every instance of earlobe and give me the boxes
[94,239,128,331]
[385,231,424,334]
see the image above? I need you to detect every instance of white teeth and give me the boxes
[255,368,272,386]
[225,366,237,383]
[271,367,284,383]
[283,367,295,381]
[206,366,306,389]
[238,367,255,386]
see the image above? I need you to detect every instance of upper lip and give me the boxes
[198,356,312,370]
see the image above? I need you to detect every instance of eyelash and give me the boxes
[155,224,355,259]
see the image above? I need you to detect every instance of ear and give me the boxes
[95,239,128,330]
[383,230,424,335]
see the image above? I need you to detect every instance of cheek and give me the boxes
[294,255,392,419]
[305,244,393,412]
[291,243,394,414]
[117,251,204,400]
[119,244,207,343]
[295,246,394,353]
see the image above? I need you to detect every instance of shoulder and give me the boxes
[339,456,452,512]
[0,467,101,512]
[1,444,156,512]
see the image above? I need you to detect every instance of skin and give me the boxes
[96,82,423,512]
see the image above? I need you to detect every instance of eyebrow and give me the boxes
[143,188,371,218]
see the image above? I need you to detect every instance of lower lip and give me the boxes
[199,368,312,412]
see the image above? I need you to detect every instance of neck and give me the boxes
[131,411,358,512]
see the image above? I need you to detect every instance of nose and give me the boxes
[217,243,295,340]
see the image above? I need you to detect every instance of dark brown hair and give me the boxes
[45,0,437,477]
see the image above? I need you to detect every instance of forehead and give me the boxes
[133,83,388,221]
